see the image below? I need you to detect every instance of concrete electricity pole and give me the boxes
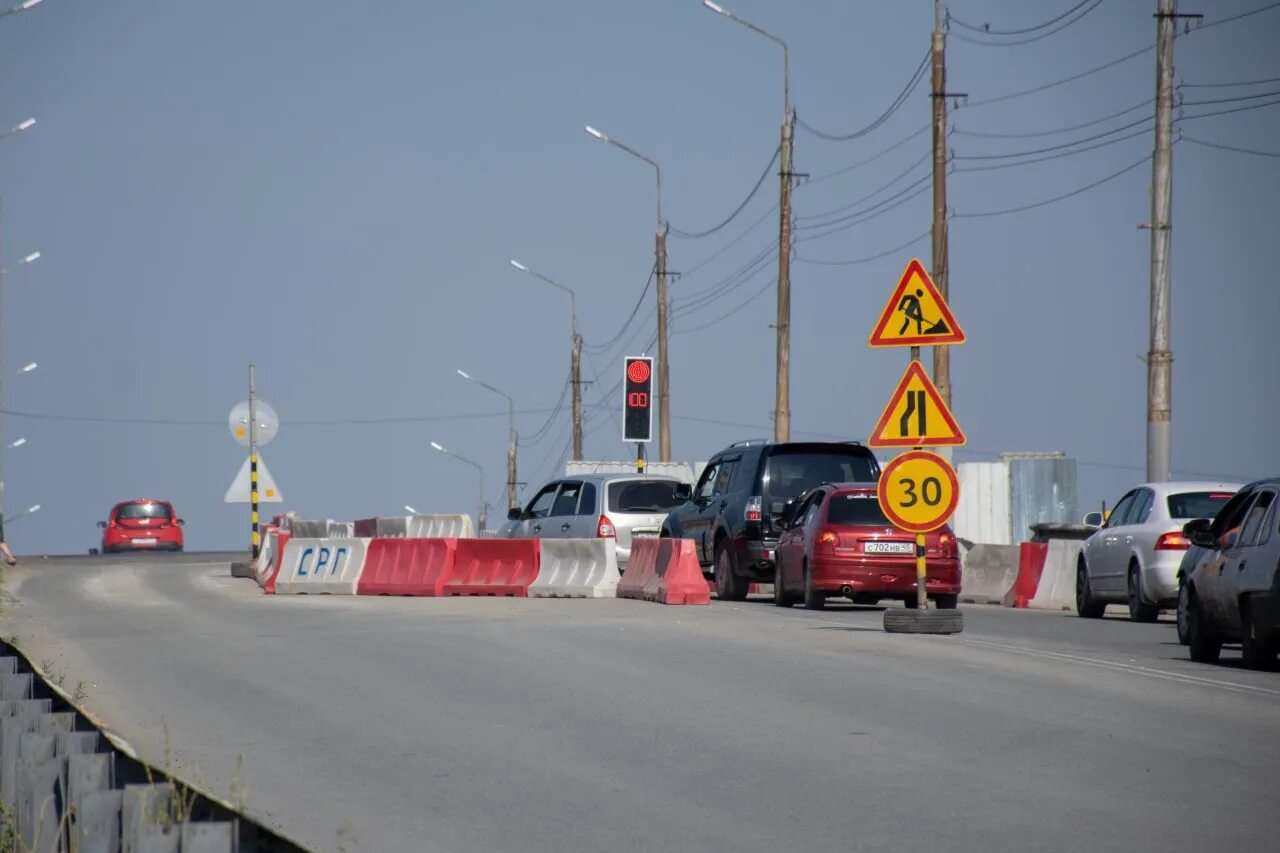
[931,2,951,412]
[583,125,672,461]
[510,259,583,460]
[1145,0,1198,482]
[703,1,793,443]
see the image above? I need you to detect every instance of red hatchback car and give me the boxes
[774,483,960,610]
[98,499,185,553]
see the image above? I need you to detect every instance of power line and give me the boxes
[521,376,572,446]
[796,149,930,223]
[1180,89,1280,107]
[954,114,1153,161]
[1181,75,1280,88]
[1178,96,1280,121]
[795,228,931,267]
[948,0,1100,35]
[677,203,778,280]
[963,43,1154,109]
[796,50,930,142]
[954,98,1152,139]
[954,125,1150,173]
[948,0,1107,47]
[954,154,1151,219]
[668,145,779,240]
[807,123,931,185]
[1181,135,1280,158]
[793,173,932,239]
[674,273,775,336]
[582,262,656,354]
[0,406,565,428]
[1195,0,1280,31]
[674,242,776,312]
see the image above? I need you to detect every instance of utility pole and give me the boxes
[656,224,671,461]
[506,423,517,512]
[0,197,7,528]
[930,1,950,411]
[571,332,583,461]
[1146,0,1198,482]
[775,109,794,444]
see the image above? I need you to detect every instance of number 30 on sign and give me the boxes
[877,450,960,534]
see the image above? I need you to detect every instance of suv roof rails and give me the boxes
[728,439,770,448]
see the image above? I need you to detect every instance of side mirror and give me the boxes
[97,521,107,529]
[1182,518,1214,549]
[1083,511,1104,528]
[507,507,522,521]
[176,519,185,526]
[674,483,693,502]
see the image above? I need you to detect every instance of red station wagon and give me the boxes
[98,499,185,553]
[774,483,961,610]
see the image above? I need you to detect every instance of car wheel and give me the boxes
[1186,588,1221,664]
[1176,580,1191,646]
[934,594,958,610]
[714,540,748,602]
[1076,559,1105,619]
[1240,601,1278,672]
[802,561,825,611]
[773,561,797,608]
[1127,565,1159,623]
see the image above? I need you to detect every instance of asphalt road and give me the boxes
[2,553,1276,853]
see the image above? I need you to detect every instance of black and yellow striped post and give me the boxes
[249,364,260,561]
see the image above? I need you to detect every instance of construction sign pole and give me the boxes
[249,364,259,561]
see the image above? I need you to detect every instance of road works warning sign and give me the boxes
[868,258,965,348]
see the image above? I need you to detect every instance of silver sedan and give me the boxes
[1077,480,1242,622]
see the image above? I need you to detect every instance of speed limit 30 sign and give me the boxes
[876,451,959,534]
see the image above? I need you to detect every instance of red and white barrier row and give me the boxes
[246,535,709,605]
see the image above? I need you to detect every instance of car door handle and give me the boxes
[533,524,542,533]
[1125,537,1133,544]
[1238,560,1246,571]
[560,523,572,532]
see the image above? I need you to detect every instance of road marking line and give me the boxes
[958,637,1280,699]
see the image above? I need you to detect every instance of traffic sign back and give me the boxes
[877,451,959,534]
[868,258,965,348]
[868,361,965,448]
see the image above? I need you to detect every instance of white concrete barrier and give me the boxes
[959,543,1021,605]
[274,538,371,595]
[1027,539,1082,611]
[528,539,619,598]
[406,514,475,539]
[289,519,330,539]
[326,521,354,538]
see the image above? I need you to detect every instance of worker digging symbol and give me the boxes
[897,289,951,337]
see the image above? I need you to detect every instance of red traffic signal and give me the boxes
[623,356,653,443]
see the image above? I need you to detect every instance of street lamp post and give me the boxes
[457,369,518,512]
[0,173,40,528]
[703,0,795,443]
[0,0,43,19]
[583,125,672,462]
[510,259,583,460]
[430,441,487,531]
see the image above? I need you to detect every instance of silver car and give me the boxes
[503,473,685,569]
[1077,480,1242,622]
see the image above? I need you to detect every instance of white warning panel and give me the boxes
[224,454,283,503]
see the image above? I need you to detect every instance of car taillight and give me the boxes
[818,530,837,546]
[597,515,616,538]
[938,532,957,558]
[1156,531,1190,550]
[746,496,762,523]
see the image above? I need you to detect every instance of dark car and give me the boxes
[1181,478,1280,670]
[660,440,881,600]
[774,483,961,610]
[98,499,185,553]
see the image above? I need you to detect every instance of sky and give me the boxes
[1,0,1277,554]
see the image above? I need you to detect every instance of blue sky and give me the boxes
[2,0,1277,553]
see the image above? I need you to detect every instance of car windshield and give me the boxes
[765,449,877,502]
[608,480,683,513]
[117,502,171,520]
[827,493,890,525]
[1167,491,1235,520]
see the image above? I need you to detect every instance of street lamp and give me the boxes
[509,259,583,461]
[703,0,795,444]
[583,125,672,462]
[6,438,24,449]
[456,368,518,512]
[14,362,35,377]
[0,0,43,19]
[404,505,417,515]
[430,441,487,531]
[0,119,35,143]
[7,503,40,524]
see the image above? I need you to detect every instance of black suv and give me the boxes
[660,440,882,600]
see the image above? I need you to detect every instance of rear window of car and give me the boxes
[764,448,877,502]
[608,480,684,513]
[826,493,890,525]
[116,502,172,520]
[1167,491,1235,520]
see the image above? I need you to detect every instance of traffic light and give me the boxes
[623,356,653,443]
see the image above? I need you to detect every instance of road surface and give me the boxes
[2,553,1275,852]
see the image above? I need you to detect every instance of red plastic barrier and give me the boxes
[358,538,457,596]
[262,530,290,595]
[445,539,540,596]
[353,518,378,538]
[618,538,710,605]
[1011,542,1049,608]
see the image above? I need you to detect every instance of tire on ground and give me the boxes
[883,608,964,635]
